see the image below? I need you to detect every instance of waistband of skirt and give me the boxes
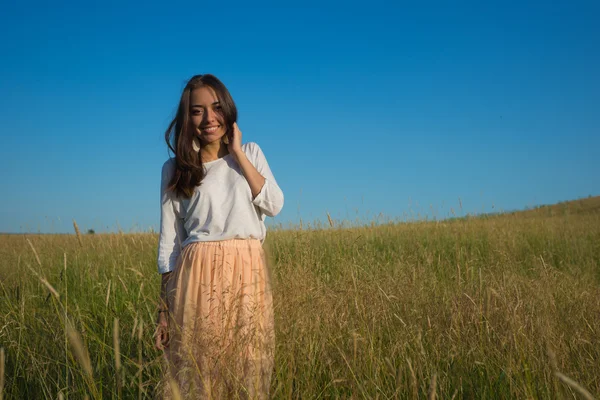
[185,238,262,249]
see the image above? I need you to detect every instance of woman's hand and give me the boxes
[154,312,169,350]
[228,122,243,157]
[155,273,171,351]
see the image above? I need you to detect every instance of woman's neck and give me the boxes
[200,141,229,162]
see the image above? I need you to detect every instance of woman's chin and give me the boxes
[199,134,224,145]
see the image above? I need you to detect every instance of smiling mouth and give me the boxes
[201,126,220,133]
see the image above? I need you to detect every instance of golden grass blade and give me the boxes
[26,238,42,267]
[113,318,122,398]
[131,317,138,339]
[136,282,144,302]
[73,219,83,247]
[66,322,93,379]
[40,277,60,299]
[407,358,418,400]
[428,372,437,400]
[126,267,144,278]
[118,275,129,294]
[555,372,596,400]
[168,378,182,400]
[105,280,111,307]
[113,318,121,372]
[25,264,60,299]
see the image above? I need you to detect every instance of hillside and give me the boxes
[508,195,600,218]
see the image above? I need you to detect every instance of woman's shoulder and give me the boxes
[161,157,176,180]
[162,157,176,167]
[241,142,264,160]
[242,141,258,151]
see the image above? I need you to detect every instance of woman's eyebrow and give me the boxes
[191,101,220,108]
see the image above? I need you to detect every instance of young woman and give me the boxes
[154,74,284,399]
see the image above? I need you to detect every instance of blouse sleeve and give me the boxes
[247,142,284,217]
[157,159,187,274]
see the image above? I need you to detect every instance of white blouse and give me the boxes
[157,142,284,274]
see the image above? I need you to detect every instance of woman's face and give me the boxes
[190,86,226,144]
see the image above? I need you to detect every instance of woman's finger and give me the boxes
[154,324,168,350]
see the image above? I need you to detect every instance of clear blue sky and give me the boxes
[1,1,598,233]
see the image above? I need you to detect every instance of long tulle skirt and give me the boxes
[160,239,275,399]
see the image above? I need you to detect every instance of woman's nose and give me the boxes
[204,107,216,122]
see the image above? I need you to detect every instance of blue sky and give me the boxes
[0,1,598,233]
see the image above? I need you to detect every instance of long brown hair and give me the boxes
[164,74,238,198]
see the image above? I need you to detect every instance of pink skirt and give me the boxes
[161,239,275,399]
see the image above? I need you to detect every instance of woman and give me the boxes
[154,74,284,399]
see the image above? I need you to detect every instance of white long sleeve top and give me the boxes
[157,142,284,274]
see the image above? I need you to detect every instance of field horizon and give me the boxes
[3,194,598,236]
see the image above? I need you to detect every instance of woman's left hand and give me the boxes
[228,122,243,156]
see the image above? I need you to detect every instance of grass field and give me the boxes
[1,197,599,399]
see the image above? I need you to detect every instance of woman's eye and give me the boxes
[192,109,203,115]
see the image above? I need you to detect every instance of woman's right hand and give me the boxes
[154,312,170,350]
[156,272,172,351]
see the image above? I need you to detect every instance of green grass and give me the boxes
[1,197,599,399]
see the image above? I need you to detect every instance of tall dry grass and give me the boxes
[0,198,599,398]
